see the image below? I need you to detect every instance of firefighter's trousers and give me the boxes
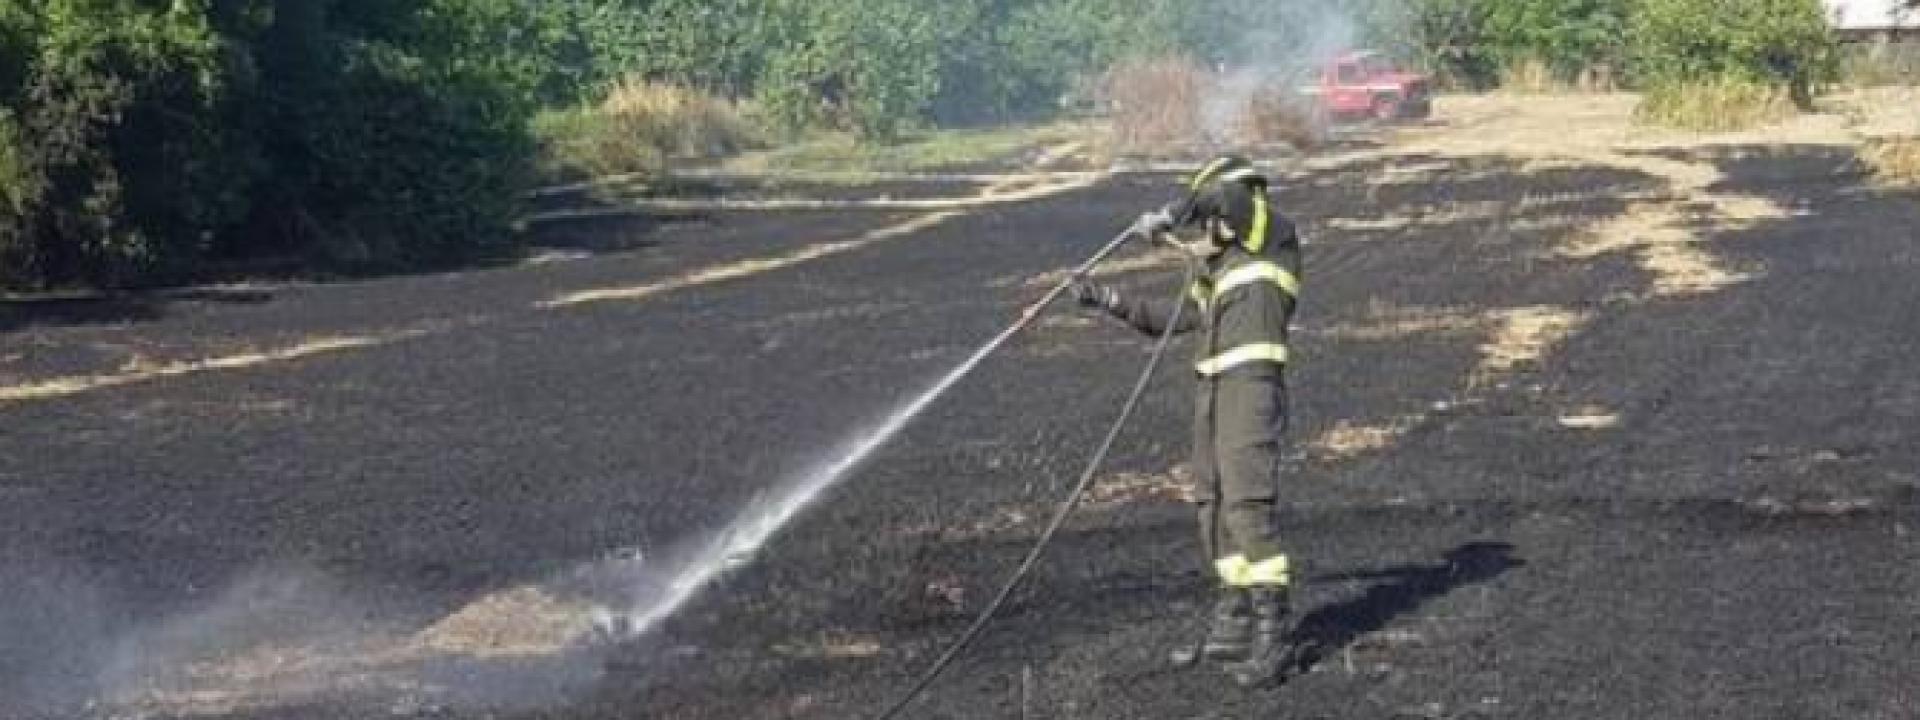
[1192,374,1290,588]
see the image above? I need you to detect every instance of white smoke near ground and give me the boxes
[0,560,614,718]
[0,560,120,715]
[0,333,1013,717]
[1198,2,1364,142]
[1109,0,1407,157]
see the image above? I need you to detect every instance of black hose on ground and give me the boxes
[872,246,1201,720]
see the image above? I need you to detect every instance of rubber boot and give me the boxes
[1168,588,1253,667]
[1227,586,1294,686]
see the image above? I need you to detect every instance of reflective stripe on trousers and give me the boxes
[1214,553,1290,587]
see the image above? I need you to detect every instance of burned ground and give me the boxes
[3,109,1919,719]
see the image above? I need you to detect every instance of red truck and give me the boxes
[1301,51,1432,123]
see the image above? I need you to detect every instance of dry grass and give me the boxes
[1474,305,1588,382]
[1496,58,1617,94]
[723,122,1095,176]
[1307,417,1419,461]
[1841,44,1920,88]
[1499,58,1560,94]
[1104,56,1207,153]
[1863,134,1920,184]
[1237,87,1325,149]
[1106,55,1324,153]
[535,77,760,180]
[1635,78,1798,132]
[410,586,594,657]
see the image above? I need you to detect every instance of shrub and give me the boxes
[0,109,27,286]
[0,0,242,288]
[1403,0,1502,89]
[627,0,774,97]
[1631,0,1837,107]
[0,0,566,288]
[1482,0,1631,87]
[535,78,760,180]
[1236,87,1326,149]
[1863,135,1920,185]
[1105,56,1208,154]
[757,1,950,141]
[279,61,535,269]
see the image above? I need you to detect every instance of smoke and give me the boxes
[1198,2,1363,141]
[0,559,615,718]
[0,560,119,715]
[1106,0,1409,153]
[0,320,1026,717]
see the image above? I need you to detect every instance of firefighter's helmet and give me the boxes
[1173,155,1271,252]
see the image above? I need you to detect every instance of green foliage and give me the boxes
[756,0,952,140]
[0,0,1863,288]
[953,0,1180,123]
[1395,0,1630,89]
[1402,0,1500,88]
[1631,0,1837,106]
[629,0,775,96]
[259,0,549,269]
[0,0,241,287]
[0,0,560,288]
[534,78,761,181]
[283,46,534,268]
[1481,0,1629,80]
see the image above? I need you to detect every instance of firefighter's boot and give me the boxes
[1168,588,1253,667]
[1227,586,1295,686]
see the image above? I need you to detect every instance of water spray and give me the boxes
[593,225,1144,641]
[872,238,1200,720]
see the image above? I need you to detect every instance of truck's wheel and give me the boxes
[1372,94,1401,121]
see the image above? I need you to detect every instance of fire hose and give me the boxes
[871,226,1201,720]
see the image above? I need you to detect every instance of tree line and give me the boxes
[0,0,1834,290]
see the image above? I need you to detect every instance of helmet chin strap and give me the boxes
[1197,219,1237,258]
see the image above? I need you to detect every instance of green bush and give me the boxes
[0,0,1869,289]
[534,78,761,181]
[0,0,559,288]
[1482,0,1630,85]
[629,0,775,96]
[0,0,242,287]
[1631,0,1836,107]
[239,0,547,270]
[756,0,951,141]
[282,60,533,269]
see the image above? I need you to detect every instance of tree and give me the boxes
[1631,0,1835,105]
[1481,0,1629,79]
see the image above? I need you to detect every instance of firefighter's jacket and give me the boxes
[1108,207,1301,379]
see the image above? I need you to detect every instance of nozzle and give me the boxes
[1130,207,1176,240]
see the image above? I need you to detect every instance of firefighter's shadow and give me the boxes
[1287,541,1523,673]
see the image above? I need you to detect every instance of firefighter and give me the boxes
[1072,155,1301,684]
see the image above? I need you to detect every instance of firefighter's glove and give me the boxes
[1071,279,1121,313]
[1131,207,1175,240]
